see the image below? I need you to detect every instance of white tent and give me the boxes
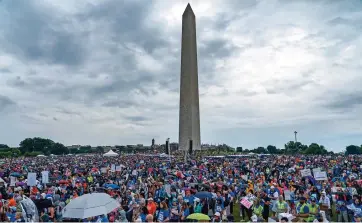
[103,150,118,157]
[37,154,46,157]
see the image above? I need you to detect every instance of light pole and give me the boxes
[294,131,298,152]
[166,138,170,163]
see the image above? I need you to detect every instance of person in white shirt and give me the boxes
[319,191,331,221]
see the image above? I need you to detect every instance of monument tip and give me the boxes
[183,3,195,16]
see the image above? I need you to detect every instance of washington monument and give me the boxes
[179,3,201,151]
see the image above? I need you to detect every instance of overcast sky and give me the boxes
[1,0,362,151]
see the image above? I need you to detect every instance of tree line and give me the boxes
[237,141,362,155]
[0,137,362,158]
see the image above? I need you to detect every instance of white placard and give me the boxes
[241,175,248,181]
[300,169,312,177]
[41,171,49,184]
[116,166,121,172]
[27,173,37,186]
[312,168,321,175]
[140,160,144,164]
[165,184,171,196]
[314,171,328,181]
[10,176,16,186]
[111,164,116,172]
[284,190,291,200]
[132,170,137,176]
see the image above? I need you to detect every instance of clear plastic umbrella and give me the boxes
[62,193,120,219]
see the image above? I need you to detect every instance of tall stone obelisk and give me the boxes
[179,3,201,151]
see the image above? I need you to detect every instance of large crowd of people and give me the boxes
[0,151,361,222]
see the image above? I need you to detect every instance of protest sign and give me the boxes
[312,168,321,175]
[111,164,116,172]
[41,171,49,184]
[300,169,312,177]
[240,198,253,209]
[10,176,16,186]
[314,171,328,181]
[116,166,121,172]
[27,173,37,186]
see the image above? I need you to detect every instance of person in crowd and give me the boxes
[157,201,169,222]
[293,197,310,222]
[146,198,157,217]
[308,197,320,222]
[319,191,331,221]
[252,199,264,222]
[212,212,222,223]
[274,195,288,217]
[145,214,153,222]
[336,193,348,222]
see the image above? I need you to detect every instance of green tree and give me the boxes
[254,146,268,154]
[284,141,308,154]
[116,146,127,154]
[304,143,328,155]
[236,147,243,152]
[96,146,104,154]
[266,145,278,154]
[50,142,69,155]
[79,146,91,153]
[345,145,361,155]
[19,138,35,153]
[0,144,9,149]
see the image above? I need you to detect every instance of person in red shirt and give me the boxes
[147,198,156,216]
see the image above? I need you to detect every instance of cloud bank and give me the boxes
[1,0,362,151]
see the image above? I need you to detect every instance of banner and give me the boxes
[314,171,328,181]
[27,173,37,186]
[301,169,312,177]
[240,198,253,209]
[41,171,49,184]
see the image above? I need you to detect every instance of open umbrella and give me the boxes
[194,191,212,199]
[62,193,120,219]
[187,213,210,221]
[10,172,21,177]
[103,184,119,189]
